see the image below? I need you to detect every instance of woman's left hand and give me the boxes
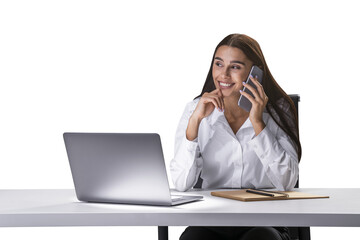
[240,75,269,135]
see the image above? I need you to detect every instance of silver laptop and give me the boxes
[63,132,203,206]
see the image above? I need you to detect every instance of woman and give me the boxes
[170,34,301,240]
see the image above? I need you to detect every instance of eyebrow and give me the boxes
[214,57,246,66]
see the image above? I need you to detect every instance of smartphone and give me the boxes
[238,65,264,112]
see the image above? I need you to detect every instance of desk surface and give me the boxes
[1,188,359,227]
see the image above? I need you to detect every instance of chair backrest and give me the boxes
[194,94,300,189]
[288,94,300,188]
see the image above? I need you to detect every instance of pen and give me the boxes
[258,189,289,198]
[246,189,275,197]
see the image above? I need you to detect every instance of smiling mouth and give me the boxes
[218,81,235,89]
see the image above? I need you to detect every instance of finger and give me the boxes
[208,90,223,111]
[215,95,225,111]
[216,89,225,111]
[208,89,224,111]
[220,96,225,111]
[203,96,221,110]
[210,88,221,94]
[243,79,261,100]
[218,96,225,112]
[212,95,222,111]
[250,76,265,100]
[211,98,222,111]
[240,89,256,105]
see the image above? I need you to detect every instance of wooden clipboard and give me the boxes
[211,189,329,202]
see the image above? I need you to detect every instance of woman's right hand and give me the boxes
[192,88,225,121]
[186,89,224,141]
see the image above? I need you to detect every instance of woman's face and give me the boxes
[212,45,253,98]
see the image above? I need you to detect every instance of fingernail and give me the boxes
[240,90,243,92]
[242,82,246,85]
[255,75,258,78]
[250,74,253,78]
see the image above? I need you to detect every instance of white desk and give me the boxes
[1,188,360,239]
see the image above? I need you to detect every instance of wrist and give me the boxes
[190,113,203,124]
[251,119,266,136]
[186,114,202,141]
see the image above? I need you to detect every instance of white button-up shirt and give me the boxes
[170,98,299,192]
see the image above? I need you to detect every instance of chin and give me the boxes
[220,88,240,97]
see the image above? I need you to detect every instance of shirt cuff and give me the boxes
[248,125,276,167]
[185,137,199,152]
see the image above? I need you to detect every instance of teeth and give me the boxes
[220,82,233,87]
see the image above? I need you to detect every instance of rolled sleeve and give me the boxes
[170,100,203,192]
[248,124,299,191]
[248,126,277,166]
[186,137,199,152]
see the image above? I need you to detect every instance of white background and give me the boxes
[1,0,360,239]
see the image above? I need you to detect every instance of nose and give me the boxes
[220,67,230,79]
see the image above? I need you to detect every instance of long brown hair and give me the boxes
[195,34,301,162]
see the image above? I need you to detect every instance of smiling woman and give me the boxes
[170,34,299,240]
[196,34,301,157]
[213,47,249,93]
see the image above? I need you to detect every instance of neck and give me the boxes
[224,95,249,121]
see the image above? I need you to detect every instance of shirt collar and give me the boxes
[208,108,269,132]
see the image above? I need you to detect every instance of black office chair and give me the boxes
[286,95,311,240]
[158,94,310,240]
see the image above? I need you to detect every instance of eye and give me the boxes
[231,65,241,70]
[214,61,223,67]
